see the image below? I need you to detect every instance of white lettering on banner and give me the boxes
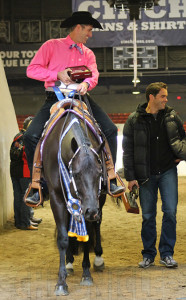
[117,10,128,20]
[0,50,38,68]
[121,39,155,44]
[169,0,186,18]
[100,22,124,31]
[145,0,166,19]
[127,22,138,31]
[21,50,37,58]
[102,1,116,19]
[76,0,185,20]
[0,51,20,59]
[78,1,101,19]
[20,59,30,66]
[93,20,186,32]
[141,21,186,30]
[2,59,31,67]
[3,60,18,67]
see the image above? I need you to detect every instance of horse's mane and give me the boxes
[69,114,92,147]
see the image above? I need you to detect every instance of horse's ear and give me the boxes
[96,140,105,155]
[71,137,78,153]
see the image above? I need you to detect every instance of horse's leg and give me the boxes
[66,237,76,275]
[50,195,69,296]
[94,194,106,271]
[93,220,105,271]
[55,225,69,295]
[80,239,93,286]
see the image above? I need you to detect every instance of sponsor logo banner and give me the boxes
[0,44,41,74]
[72,0,186,47]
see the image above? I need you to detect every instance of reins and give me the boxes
[68,144,103,200]
[51,85,103,221]
[53,86,101,210]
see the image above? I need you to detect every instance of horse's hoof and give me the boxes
[93,256,105,272]
[55,284,69,296]
[80,276,93,286]
[66,262,74,276]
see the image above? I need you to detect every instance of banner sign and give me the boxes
[0,44,41,75]
[72,0,186,47]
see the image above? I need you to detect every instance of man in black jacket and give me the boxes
[123,82,186,269]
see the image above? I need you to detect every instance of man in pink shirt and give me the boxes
[24,11,124,205]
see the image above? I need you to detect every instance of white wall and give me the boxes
[0,58,19,228]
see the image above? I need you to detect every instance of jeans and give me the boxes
[24,92,117,174]
[139,166,178,260]
[87,96,117,164]
[11,177,32,228]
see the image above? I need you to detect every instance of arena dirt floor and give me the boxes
[1,177,186,300]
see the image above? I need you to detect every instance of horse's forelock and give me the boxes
[73,145,99,172]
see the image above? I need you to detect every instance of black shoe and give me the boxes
[30,217,42,224]
[26,192,40,205]
[110,183,124,195]
[15,225,22,229]
[30,220,39,227]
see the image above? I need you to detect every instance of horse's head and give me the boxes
[69,141,103,222]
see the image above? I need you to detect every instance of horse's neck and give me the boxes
[69,115,92,148]
[61,114,92,165]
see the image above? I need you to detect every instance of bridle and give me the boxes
[68,144,103,201]
[55,86,103,220]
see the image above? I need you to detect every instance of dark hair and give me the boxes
[146,82,168,102]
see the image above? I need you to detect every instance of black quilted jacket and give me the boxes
[122,103,186,183]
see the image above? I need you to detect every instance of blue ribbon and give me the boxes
[57,118,88,240]
[52,86,65,100]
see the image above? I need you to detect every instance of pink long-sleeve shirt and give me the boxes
[26,35,99,90]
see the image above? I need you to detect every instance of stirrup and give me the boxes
[107,172,126,197]
[24,182,43,208]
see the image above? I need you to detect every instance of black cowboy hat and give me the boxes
[60,11,103,29]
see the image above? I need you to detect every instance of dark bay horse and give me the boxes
[42,106,106,296]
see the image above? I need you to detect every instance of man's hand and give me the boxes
[128,180,139,192]
[57,68,74,86]
[76,82,89,96]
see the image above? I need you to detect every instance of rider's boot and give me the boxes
[104,141,125,196]
[110,178,125,195]
[26,190,40,205]
[25,180,49,206]
[24,140,47,207]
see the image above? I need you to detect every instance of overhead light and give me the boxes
[106,1,160,19]
[132,77,140,84]
[132,87,140,95]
